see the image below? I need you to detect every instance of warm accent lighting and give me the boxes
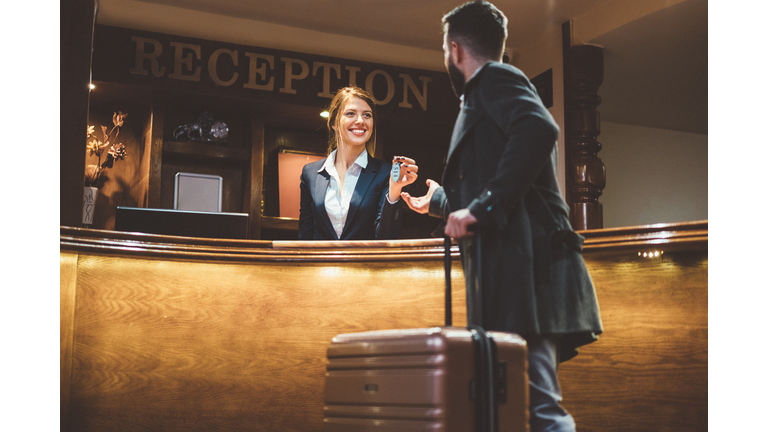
[638,250,664,258]
[89,83,96,90]
[320,111,329,118]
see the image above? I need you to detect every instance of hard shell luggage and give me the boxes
[322,238,529,431]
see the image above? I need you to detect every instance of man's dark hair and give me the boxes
[442,1,508,60]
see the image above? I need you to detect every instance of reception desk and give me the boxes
[60,221,707,431]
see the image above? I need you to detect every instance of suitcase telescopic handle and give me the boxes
[471,234,497,432]
[447,233,498,432]
[474,234,484,328]
[443,232,484,328]
[444,235,452,327]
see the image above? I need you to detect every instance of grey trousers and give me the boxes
[527,337,576,432]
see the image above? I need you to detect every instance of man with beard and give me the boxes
[400,2,603,431]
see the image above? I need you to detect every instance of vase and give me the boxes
[82,186,99,228]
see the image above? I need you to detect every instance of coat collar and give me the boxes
[318,148,369,175]
[446,104,482,166]
[445,62,495,169]
[312,169,337,239]
[463,61,491,94]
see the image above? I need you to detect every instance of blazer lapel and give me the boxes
[313,170,338,239]
[446,105,482,167]
[342,155,378,238]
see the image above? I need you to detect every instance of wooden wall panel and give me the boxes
[67,253,465,431]
[60,252,79,430]
[560,251,708,432]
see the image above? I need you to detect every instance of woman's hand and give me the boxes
[401,179,440,214]
[388,156,418,202]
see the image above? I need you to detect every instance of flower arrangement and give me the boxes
[85,111,128,188]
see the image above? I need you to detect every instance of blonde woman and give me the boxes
[299,86,418,240]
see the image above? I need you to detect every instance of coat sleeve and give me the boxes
[466,66,560,229]
[298,166,315,240]
[428,186,449,220]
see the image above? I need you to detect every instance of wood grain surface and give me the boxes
[560,250,708,432]
[61,222,707,431]
[66,254,466,431]
[60,252,79,428]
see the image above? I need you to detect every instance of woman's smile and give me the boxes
[335,96,373,148]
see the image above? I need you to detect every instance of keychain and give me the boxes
[391,161,402,182]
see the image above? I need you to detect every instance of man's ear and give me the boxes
[452,40,463,64]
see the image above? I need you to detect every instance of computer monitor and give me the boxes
[115,207,250,239]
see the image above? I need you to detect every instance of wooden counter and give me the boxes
[60,221,707,431]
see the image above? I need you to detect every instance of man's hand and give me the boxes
[445,208,478,240]
[401,179,440,214]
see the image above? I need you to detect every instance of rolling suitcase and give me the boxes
[323,237,529,431]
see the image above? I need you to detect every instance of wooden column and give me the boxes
[60,0,97,226]
[248,116,265,239]
[147,101,165,209]
[563,40,606,230]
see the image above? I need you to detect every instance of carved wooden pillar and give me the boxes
[564,44,605,230]
[61,0,97,227]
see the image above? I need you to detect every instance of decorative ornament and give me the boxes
[173,110,229,143]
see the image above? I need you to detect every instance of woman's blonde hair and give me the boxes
[326,86,377,156]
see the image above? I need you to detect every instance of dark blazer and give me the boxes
[299,153,403,240]
[429,62,603,361]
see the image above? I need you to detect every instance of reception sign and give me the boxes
[91,25,457,118]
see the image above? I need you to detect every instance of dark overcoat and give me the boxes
[299,154,404,240]
[429,62,603,361]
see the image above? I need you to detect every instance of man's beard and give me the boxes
[447,58,465,98]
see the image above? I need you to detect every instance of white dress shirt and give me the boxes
[319,149,369,238]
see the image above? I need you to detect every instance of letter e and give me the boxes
[169,42,201,82]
